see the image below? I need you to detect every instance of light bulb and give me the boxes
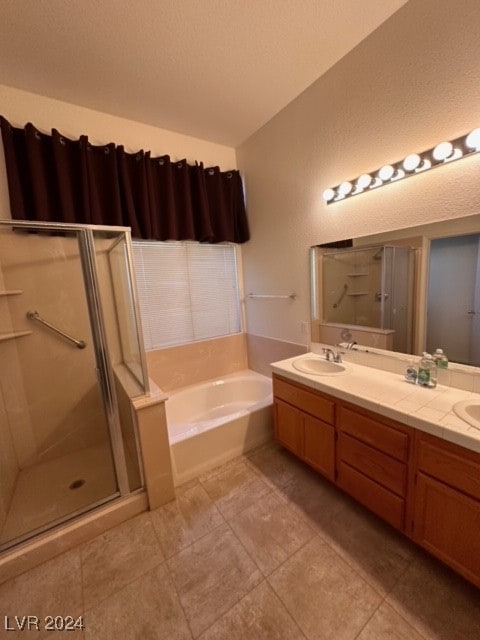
[465,128,480,150]
[417,159,431,172]
[403,154,421,171]
[357,174,372,189]
[378,165,394,181]
[339,181,353,196]
[323,188,335,202]
[433,141,453,161]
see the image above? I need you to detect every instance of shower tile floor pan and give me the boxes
[1,441,117,548]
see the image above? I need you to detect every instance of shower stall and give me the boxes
[320,245,414,353]
[0,220,148,552]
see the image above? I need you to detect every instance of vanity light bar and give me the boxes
[323,128,480,204]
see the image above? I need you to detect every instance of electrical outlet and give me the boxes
[301,321,309,335]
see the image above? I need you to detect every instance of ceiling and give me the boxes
[0,0,407,147]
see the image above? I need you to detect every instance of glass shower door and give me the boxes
[0,224,122,551]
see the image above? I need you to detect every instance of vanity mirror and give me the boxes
[310,213,480,366]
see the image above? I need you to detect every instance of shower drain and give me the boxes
[69,479,86,490]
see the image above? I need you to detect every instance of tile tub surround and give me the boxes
[246,333,308,377]
[146,333,248,392]
[1,445,479,640]
[272,350,480,454]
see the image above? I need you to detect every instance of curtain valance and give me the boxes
[0,116,249,243]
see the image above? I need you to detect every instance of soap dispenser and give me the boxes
[418,352,437,388]
[434,348,449,369]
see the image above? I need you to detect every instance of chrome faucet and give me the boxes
[337,341,357,350]
[323,348,342,363]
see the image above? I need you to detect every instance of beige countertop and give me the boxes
[271,353,480,454]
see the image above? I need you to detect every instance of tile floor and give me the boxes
[1,441,479,639]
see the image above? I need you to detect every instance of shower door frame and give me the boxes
[0,219,146,548]
[78,227,130,496]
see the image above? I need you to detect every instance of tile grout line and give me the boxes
[159,545,196,639]
[192,578,270,640]
[310,523,418,600]
[80,516,165,613]
[163,518,262,638]
[198,462,276,523]
[265,533,385,640]
[351,598,385,640]
[264,569,311,640]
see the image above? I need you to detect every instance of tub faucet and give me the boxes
[323,348,342,363]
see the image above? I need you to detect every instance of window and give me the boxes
[132,241,241,350]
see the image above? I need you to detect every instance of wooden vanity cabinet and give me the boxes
[412,432,480,588]
[273,376,335,481]
[273,373,480,588]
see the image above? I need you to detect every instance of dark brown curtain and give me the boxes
[0,116,250,243]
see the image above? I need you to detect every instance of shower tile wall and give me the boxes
[322,250,382,328]
[0,387,18,535]
[0,258,23,533]
[0,233,108,468]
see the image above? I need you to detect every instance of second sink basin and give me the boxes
[292,357,347,375]
[452,400,480,431]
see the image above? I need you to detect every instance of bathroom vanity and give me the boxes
[272,355,480,588]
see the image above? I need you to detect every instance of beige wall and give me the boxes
[0,84,237,219]
[237,0,480,347]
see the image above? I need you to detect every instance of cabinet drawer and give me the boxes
[339,432,407,497]
[416,434,480,501]
[273,376,335,425]
[339,406,409,462]
[337,461,405,530]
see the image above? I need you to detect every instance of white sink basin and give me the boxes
[292,357,347,375]
[453,400,480,431]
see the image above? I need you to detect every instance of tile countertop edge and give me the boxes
[271,353,480,455]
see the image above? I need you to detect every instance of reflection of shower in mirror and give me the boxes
[317,245,414,354]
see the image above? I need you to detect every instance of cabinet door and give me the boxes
[304,415,335,481]
[274,399,303,457]
[413,472,480,588]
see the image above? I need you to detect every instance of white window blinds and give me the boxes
[132,241,241,350]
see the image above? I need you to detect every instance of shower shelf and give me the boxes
[346,273,369,277]
[0,290,23,296]
[0,331,32,343]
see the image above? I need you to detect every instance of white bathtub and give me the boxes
[165,370,273,485]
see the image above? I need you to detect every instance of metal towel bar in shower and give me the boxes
[26,310,86,349]
[247,293,297,300]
